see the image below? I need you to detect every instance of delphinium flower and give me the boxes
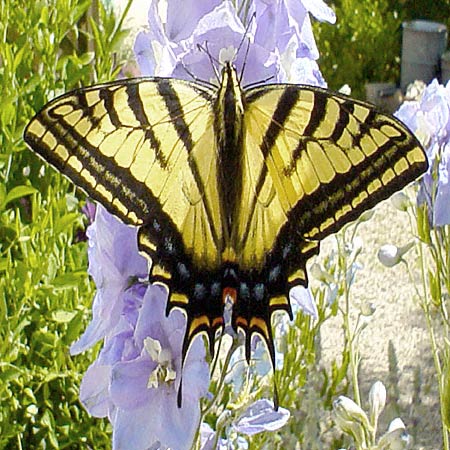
[72,0,336,448]
[396,79,450,227]
[134,0,335,86]
[73,206,210,450]
[200,399,290,449]
[396,80,450,449]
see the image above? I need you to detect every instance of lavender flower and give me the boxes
[396,79,450,226]
[70,204,148,355]
[134,0,335,84]
[233,399,290,435]
[80,283,209,450]
[200,399,290,449]
[74,205,209,449]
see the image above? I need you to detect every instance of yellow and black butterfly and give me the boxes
[24,62,427,367]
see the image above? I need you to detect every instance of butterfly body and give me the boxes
[24,62,428,365]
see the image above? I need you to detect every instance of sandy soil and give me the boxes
[318,195,441,449]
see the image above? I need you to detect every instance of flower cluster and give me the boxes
[134,0,335,85]
[333,381,411,449]
[71,206,210,450]
[396,79,450,227]
[72,0,337,448]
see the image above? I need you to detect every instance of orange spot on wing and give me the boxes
[235,316,248,328]
[222,287,237,304]
[212,317,224,328]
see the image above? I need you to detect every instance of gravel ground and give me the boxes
[318,195,441,449]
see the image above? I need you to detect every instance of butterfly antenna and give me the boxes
[197,42,221,83]
[180,55,217,89]
[237,12,255,84]
[243,74,277,90]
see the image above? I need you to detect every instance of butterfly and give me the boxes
[24,62,427,369]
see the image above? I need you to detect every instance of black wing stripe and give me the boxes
[302,90,328,137]
[330,99,352,142]
[29,110,155,223]
[260,86,300,156]
[157,79,221,247]
[238,88,300,247]
[125,83,168,169]
[100,89,122,128]
[254,87,300,196]
[158,80,195,153]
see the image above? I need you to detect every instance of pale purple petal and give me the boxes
[434,146,450,226]
[302,0,336,23]
[79,364,112,418]
[233,399,290,435]
[396,80,450,226]
[113,391,201,450]
[166,0,221,41]
[289,285,318,319]
[71,205,148,354]
[110,356,156,410]
[134,30,178,77]
[107,283,209,450]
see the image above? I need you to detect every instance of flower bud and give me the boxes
[339,84,351,95]
[359,209,375,223]
[378,242,415,268]
[391,191,410,212]
[360,302,376,317]
[378,418,411,449]
[333,396,372,445]
[290,286,318,319]
[378,244,400,267]
[310,263,334,283]
[368,381,386,424]
[387,417,406,433]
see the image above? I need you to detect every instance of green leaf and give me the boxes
[443,365,450,430]
[0,364,24,383]
[52,309,77,323]
[3,185,37,208]
[54,212,80,235]
[51,271,86,289]
[64,310,85,344]
[0,258,8,271]
[417,203,431,244]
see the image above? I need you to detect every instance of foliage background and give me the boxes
[315,0,450,98]
[1,0,450,448]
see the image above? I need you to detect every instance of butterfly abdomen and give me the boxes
[215,63,245,235]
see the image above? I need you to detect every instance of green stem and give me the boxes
[418,241,450,450]
[338,235,361,407]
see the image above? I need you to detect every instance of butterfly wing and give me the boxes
[24,78,227,351]
[234,84,427,358]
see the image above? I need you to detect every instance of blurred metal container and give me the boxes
[441,51,450,85]
[365,83,402,113]
[401,20,447,91]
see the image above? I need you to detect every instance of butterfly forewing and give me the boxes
[239,84,427,263]
[24,78,226,270]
